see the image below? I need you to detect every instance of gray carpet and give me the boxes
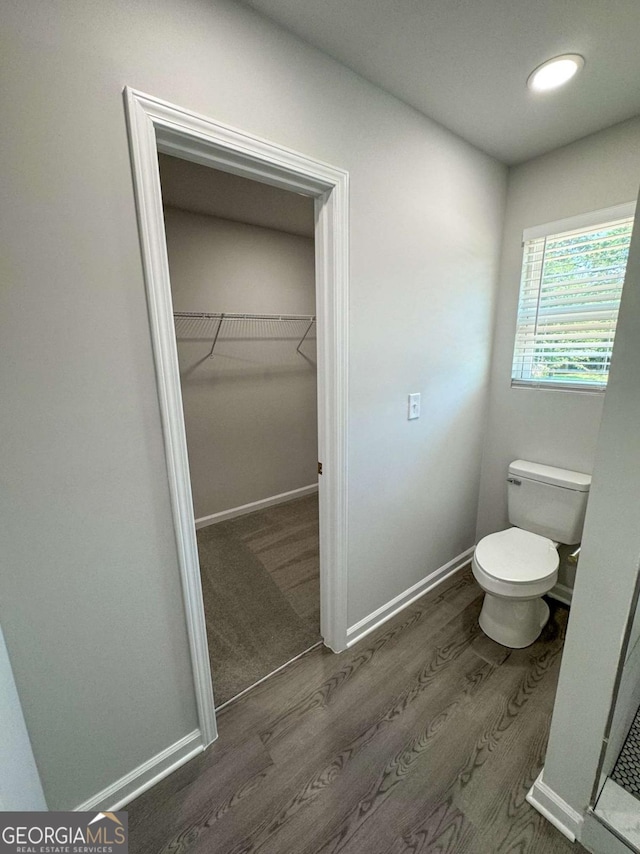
[197,494,320,705]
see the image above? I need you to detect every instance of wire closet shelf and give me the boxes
[173,311,317,358]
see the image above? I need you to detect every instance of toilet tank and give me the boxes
[507,460,591,544]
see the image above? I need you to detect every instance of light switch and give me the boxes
[408,392,421,420]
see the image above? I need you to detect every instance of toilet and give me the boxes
[473,460,591,648]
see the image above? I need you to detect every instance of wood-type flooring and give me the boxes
[128,567,588,854]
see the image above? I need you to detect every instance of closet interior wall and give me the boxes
[162,200,318,521]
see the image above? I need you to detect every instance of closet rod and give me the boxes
[173,311,316,321]
[173,311,317,357]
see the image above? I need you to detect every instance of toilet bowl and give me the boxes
[472,527,559,648]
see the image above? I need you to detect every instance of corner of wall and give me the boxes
[526,769,584,843]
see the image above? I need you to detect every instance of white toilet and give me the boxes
[473,460,591,648]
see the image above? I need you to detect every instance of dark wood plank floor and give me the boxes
[128,567,587,854]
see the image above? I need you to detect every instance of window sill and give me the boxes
[510,380,607,395]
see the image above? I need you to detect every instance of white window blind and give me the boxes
[512,204,635,391]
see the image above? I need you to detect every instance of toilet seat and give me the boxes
[472,527,559,601]
[475,527,558,584]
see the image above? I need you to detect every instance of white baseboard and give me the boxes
[74,729,203,812]
[526,770,584,842]
[195,484,319,529]
[346,546,475,648]
[548,582,573,606]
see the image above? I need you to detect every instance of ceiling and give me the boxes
[240,0,640,164]
[158,154,315,236]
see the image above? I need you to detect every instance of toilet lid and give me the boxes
[475,527,559,584]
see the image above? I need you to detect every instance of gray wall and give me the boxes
[158,153,315,237]
[0,625,47,810]
[164,207,317,518]
[540,190,640,817]
[601,632,640,786]
[476,117,640,543]
[0,0,506,808]
[598,574,640,784]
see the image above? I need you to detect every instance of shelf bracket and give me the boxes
[207,313,225,358]
[296,319,315,353]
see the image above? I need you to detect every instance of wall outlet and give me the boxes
[408,392,421,420]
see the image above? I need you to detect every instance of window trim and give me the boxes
[511,201,636,393]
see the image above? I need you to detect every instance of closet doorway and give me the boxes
[159,154,321,706]
[125,88,348,745]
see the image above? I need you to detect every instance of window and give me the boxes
[512,203,635,391]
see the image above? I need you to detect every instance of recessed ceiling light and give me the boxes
[527,54,584,92]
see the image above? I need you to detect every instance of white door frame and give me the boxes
[124,88,349,746]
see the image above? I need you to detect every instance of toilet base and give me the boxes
[478,593,550,649]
